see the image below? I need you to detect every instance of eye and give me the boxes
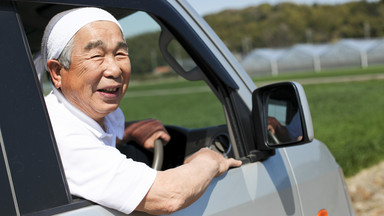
[116,51,128,56]
[115,51,129,59]
[89,50,104,59]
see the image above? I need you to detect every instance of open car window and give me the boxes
[20,4,235,170]
[116,11,234,165]
[113,11,227,129]
[32,9,226,129]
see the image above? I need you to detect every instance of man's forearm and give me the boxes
[136,158,216,214]
[136,148,241,215]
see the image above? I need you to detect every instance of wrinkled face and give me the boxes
[59,21,130,123]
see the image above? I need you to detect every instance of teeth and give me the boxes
[99,88,117,92]
[105,88,117,92]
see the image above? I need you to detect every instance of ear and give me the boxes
[47,59,63,89]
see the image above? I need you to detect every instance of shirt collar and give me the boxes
[52,87,107,139]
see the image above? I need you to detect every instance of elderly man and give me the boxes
[42,7,241,215]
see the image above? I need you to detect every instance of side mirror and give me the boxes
[252,82,314,150]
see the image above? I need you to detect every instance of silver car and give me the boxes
[0,0,353,215]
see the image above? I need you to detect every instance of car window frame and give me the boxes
[17,0,254,159]
[0,2,73,214]
[5,0,257,214]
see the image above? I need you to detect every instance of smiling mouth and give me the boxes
[97,88,119,93]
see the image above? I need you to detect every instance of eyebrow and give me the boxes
[84,40,128,53]
[115,42,129,53]
[84,40,104,51]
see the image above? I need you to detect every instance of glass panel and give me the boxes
[118,11,225,128]
[0,140,17,215]
[167,39,197,72]
[266,86,303,145]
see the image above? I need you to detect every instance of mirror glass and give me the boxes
[266,86,303,146]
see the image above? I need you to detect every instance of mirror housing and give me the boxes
[252,82,314,151]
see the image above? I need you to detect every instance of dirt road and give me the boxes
[346,161,384,216]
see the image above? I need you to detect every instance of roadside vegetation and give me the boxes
[121,66,384,177]
[125,1,384,75]
[205,1,384,54]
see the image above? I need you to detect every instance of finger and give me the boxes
[151,131,171,145]
[142,131,171,149]
[227,158,242,168]
[143,137,156,149]
[158,132,171,144]
[216,158,242,177]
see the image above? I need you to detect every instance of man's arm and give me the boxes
[136,148,242,215]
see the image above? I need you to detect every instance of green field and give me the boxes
[306,79,384,177]
[121,67,384,177]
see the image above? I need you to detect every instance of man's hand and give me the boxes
[184,148,242,177]
[121,119,170,149]
[267,116,291,142]
[142,130,170,149]
[267,116,280,134]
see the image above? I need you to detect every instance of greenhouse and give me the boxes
[241,48,287,76]
[241,38,384,76]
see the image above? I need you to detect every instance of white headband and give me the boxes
[41,7,123,71]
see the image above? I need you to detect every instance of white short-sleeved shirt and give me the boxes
[45,87,157,214]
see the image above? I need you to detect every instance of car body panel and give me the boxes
[54,205,127,216]
[172,149,303,216]
[285,140,354,215]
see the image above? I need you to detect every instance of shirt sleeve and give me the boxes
[45,92,156,214]
[59,131,157,214]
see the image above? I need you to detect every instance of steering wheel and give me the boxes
[152,139,164,170]
[268,129,280,145]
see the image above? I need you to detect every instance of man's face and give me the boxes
[59,21,130,122]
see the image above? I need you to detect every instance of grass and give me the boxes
[121,66,384,177]
[251,65,384,83]
[305,79,384,177]
[120,86,226,128]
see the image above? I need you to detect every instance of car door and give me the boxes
[102,3,305,215]
[169,149,302,216]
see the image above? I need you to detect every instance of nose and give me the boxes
[103,56,122,78]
